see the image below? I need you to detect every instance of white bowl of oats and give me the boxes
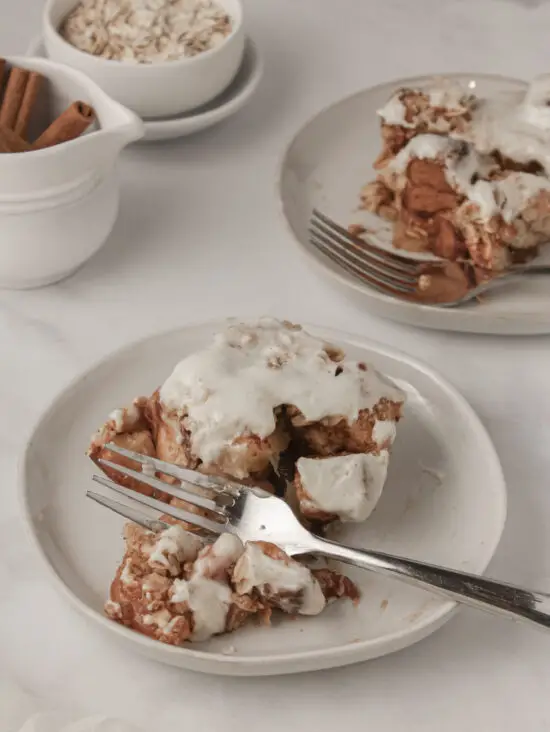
[43,0,245,119]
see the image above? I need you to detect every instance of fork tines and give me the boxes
[86,489,170,533]
[309,209,420,298]
[88,443,232,535]
[100,443,240,494]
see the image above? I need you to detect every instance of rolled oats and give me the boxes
[61,0,233,63]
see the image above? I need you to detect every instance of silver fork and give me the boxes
[88,443,550,631]
[309,209,550,307]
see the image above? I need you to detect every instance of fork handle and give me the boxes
[311,536,550,629]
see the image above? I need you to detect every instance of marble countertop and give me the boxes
[2,0,550,729]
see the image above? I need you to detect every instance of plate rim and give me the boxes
[18,319,507,675]
[275,73,550,335]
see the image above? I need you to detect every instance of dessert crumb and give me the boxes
[348,223,367,237]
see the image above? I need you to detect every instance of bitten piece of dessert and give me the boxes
[106,525,358,645]
[356,77,550,301]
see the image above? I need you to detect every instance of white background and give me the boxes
[2,0,550,729]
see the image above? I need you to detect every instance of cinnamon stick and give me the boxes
[33,101,95,150]
[0,125,32,153]
[14,71,42,139]
[0,67,29,130]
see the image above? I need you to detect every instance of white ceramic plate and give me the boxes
[26,36,263,142]
[20,321,506,676]
[279,73,550,335]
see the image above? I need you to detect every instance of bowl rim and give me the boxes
[43,0,244,71]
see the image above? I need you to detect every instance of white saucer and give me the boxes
[20,320,506,676]
[279,73,550,335]
[26,36,263,142]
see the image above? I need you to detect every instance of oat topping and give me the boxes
[159,318,404,471]
[61,0,233,63]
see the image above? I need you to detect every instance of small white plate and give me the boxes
[20,321,506,676]
[279,73,550,335]
[26,36,263,142]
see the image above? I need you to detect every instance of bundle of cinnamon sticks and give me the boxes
[0,59,97,153]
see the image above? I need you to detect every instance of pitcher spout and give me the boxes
[70,93,144,172]
[102,105,145,150]
[91,91,145,154]
[0,56,145,197]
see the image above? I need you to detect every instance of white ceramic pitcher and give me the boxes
[0,56,144,289]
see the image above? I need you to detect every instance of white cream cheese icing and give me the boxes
[377,93,415,128]
[296,451,389,522]
[377,78,472,128]
[192,533,244,579]
[492,172,550,223]
[372,419,397,448]
[461,75,550,175]
[159,319,404,466]
[426,78,472,110]
[165,533,244,642]
[233,542,326,615]
[108,402,141,432]
[169,575,233,641]
[386,132,550,224]
[147,525,202,572]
